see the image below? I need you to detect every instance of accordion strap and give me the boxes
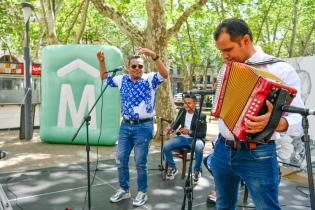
[246,58,285,66]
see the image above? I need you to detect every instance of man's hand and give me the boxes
[179,128,190,135]
[245,100,273,133]
[164,127,173,135]
[97,50,107,80]
[97,50,105,62]
[136,47,156,58]
[136,47,168,79]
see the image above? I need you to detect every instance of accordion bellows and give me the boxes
[212,61,297,141]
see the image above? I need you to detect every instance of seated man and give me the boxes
[163,94,207,183]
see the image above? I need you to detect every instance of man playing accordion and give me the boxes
[209,18,304,210]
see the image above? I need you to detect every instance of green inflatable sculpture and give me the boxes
[40,45,123,145]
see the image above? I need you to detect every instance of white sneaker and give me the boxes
[110,189,131,203]
[132,192,148,207]
[165,167,178,180]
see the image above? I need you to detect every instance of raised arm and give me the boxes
[97,50,107,80]
[136,47,169,79]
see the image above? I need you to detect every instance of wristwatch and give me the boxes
[152,54,159,61]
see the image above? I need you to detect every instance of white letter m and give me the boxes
[57,84,96,128]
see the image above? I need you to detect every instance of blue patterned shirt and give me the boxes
[104,72,165,120]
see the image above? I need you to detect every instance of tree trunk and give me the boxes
[300,20,315,56]
[183,68,192,91]
[34,31,45,60]
[220,0,225,19]
[255,0,275,43]
[91,0,208,142]
[64,1,85,44]
[40,0,58,45]
[288,0,299,57]
[203,58,209,89]
[144,1,175,142]
[271,9,282,54]
[176,35,191,91]
[185,20,197,87]
[276,30,289,57]
[75,0,90,43]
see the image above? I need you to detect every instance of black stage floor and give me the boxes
[0,153,311,210]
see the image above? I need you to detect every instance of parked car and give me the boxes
[174,93,183,102]
[174,93,183,106]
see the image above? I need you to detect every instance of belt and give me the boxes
[123,118,153,125]
[219,136,275,151]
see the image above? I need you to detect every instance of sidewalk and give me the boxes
[0,121,218,173]
[1,121,313,210]
[0,121,311,187]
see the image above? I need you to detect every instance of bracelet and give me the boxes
[152,54,159,61]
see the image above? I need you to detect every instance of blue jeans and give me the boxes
[115,120,153,193]
[163,135,204,172]
[210,135,280,210]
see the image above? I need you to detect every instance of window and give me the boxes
[199,76,203,84]
[207,75,211,84]
[0,75,40,104]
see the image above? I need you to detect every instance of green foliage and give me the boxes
[0,0,314,67]
[0,0,43,58]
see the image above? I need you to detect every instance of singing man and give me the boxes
[96,47,168,207]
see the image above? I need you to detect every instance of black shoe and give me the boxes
[165,167,178,180]
[206,193,216,207]
[193,171,201,184]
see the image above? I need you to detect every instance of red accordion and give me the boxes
[212,61,297,142]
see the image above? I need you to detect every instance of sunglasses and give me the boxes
[130,64,144,69]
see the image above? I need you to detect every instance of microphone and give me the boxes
[281,105,315,115]
[155,116,172,123]
[107,66,123,73]
[184,89,215,95]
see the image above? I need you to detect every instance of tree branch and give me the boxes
[64,0,85,44]
[40,0,49,32]
[75,0,90,43]
[41,0,58,44]
[301,20,315,56]
[288,0,299,57]
[91,0,144,46]
[255,0,275,43]
[59,3,81,31]
[165,0,208,42]
[145,0,166,45]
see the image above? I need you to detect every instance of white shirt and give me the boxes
[181,112,194,138]
[218,49,304,140]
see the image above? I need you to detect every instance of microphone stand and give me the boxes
[71,71,118,210]
[157,117,171,172]
[154,116,172,180]
[158,117,165,172]
[156,109,184,178]
[181,94,205,210]
[301,115,315,210]
[282,105,315,210]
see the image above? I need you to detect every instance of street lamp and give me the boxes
[21,2,34,140]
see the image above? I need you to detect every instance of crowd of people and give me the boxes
[97,18,304,209]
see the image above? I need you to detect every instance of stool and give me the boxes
[165,148,191,178]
